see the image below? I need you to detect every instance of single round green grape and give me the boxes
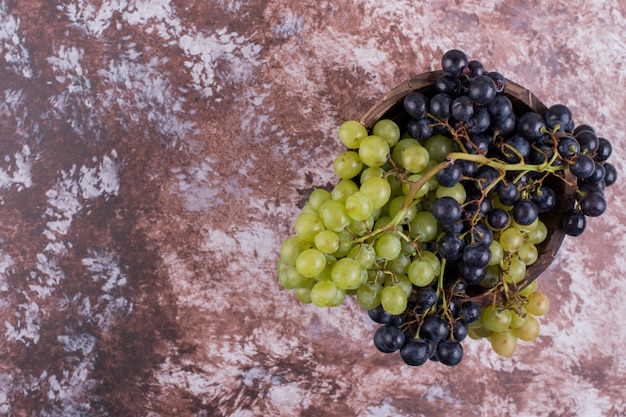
[356,281,382,310]
[502,255,527,284]
[490,330,517,357]
[294,287,313,304]
[359,176,392,209]
[295,248,327,278]
[308,189,331,212]
[329,288,347,306]
[500,227,524,252]
[359,135,390,167]
[345,191,374,221]
[318,200,351,232]
[481,306,512,332]
[331,179,358,202]
[360,166,384,183]
[479,265,501,288]
[388,196,417,224]
[424,134,454,163]
[314,230,340,254]
[294,213,325,243]
[518,242,538,265]
[401,144,430,173]
[394,274,414,298]
[280,236,311,266]
[373,119,401,148]
[518,279,538,297]
[339,120,368,149]
[348,244,376,269]
[310,280,339,307]
[402,174,430,200]
[420,250,441,276]
[525,291,550,316]
[488,240,504,265]
[407,259,436,286]
[391,138,419,168]
[514,314,540,341]
[435,183,466,204]
[526,220,548,245]
[380,285,408,315]
[387,252,411,275]
[333,151,363,180]
[330,258,363,290]
[409,211,438,242]
[375,233,402,260]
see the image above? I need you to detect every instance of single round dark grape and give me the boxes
[407,117,433,142]
[438,233,465,260]
[544,104,573,131]
[452,320,469,341]
[467,107,491,133]
[436,340,463,366]
[580,192,606,217]
[603,162,617,186]
[573,124,595,135]
[513,200,539,225]
[575,130,599,154]
[497,181,520,206]
[467,60,485,78]
[415,287,437,309]
[487,208,510,230]
[462,242,491,268]
[432,196,462,224]
[502,135,531,163]
[451,95,474,122]
[586,161,606,184]
[486,71,506,94]
[400,339,431,366]
[518,112,546,141]
[374,325,405,353]
[468,75,497,105]
[531,185,556,213]
[460,301,481,323]
[475,165,500,192]
[403,92,429,119]
[467,223,493,246]
[459,160,477,177]
[488,95,513,120]
[459,262,487,285]
[492,112,516,135]
[562,209,586,236]
[441,220,465,234]
[430,93,453,120]
[436,162,463,187]
[570,154,596,179]
[594,137,612,162]
[368,305,402,325]
[420,314,450,342]
[435,74,461,96]
[442,49,468,76]
[557,135,580,158]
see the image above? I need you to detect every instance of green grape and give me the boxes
[388,196,416,224]
[401,144,430,173]
[402,174,430,200]
[280,236,311,266]
[481,306,512,332]
[394,274,414,298]
[308,189,331,212]
[391,138,419,168]
[345,191,374,221]
[356,281,382,310]
[360,166,384,183]
[348,244,376,269]
[490,330,517,357]
[295,248,327,278]
[331,179,358,202]
[514,314,540,341]
[499,227,524,252]
[518,279,538,297]
[334,230,355,258]
[373,216,392,230]
[387,252,411,275]
[301,203,317,214]
[310,280,339,307]
[314,230,340,254]
[359,135,390,167]
[509,307,527,329]
[329,288,347,306]
[488,240,504,265]
[421,159,440,191]
[373,119,401,148]
[330,258,363,289]
[339,120,368,149]
[359,176,392,209]
[424,134,454,163]
[525,291,550,316]
[420,250,441,276]
[294,213,325,243]
[375,233,402,260]
[281,263,316,289]
[348,217,374,236]
[409,211,438,242]
[333,151,363,180]
[518,242,538,265]
[526,220,548,245]
[479,265,501,288]
[407,259,436,286]
[319,200,351,232]
[502,255,526,284]
[380,285,408,315]
[435,183,467,204]
[468,325,492,340]
[294,287,313,304]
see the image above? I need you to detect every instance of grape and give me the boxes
[432,196,462,225]
[488,95,513,120]
[388,196,417,224]
[557,135,580,158]
[486,71,506,94]
[310,280,339,307]
[438,233,465,260]
[441,49,468,76]
[460,301,481,323]
[403,92,429,119]
[415,286,437,308]
[468,107,491,133]
[436,162,463,187]
[580,192,606,217]
[492,112,516,135]
[331,179,358,202]
[359,176,392,209]
[374,325,405,353]
[280,236,311,266]
[544,104,572,131]
[420,314,450,342]
[436,340,463,366]
[502,255,526,284]
[294,287,313,304]
[490,330,517,357]
[400,339,431,366]
[356,281,381,310]
[525,291,550,316]
[514,314,540,341]
[339,120,368,149]
[373,119,401,147]
[575,129,599,154]
[318,200,351,232]
[409,211,438,242]
[497,181,520,206]
[459,262,487,285]
[462,242,492,268]
[314,230,340,254]
[467,223,493,246]
[518,242,538,265]
[359,135,390,167]
[594,137,612,162]
[333,151,363,179]
[308,189,331,212]
[330,258,363,289]
[452,95,475,121]
[469,75,497,105]
[481,306,512,332]
[488,241,504,265]
[402,144,430,173]
[467,60,485,78]
[407,117,433,142]
[604,162,617,186]
[402,174,430,200]
[294,213,325,242]
[345,191,374,221]
[487,208,510,230]
[502,134,530,163]
[562,208,586,236]
[429,93,453,120]
[408,259,436,287]
[380,285,408,315]
[424,134,454,163]
[348,244,376,269]
[375,233,402,260]
[512,200,539,226]
[435,182,467,204]
[517,112,546,141]
[585,161,606,184]
[368,305,394,324]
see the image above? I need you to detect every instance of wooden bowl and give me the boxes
[359,70,575,303]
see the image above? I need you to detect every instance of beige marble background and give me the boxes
[0,0,625,416]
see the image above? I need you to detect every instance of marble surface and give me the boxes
[1,0,625,416]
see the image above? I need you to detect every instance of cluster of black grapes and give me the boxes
[367,49,616,366]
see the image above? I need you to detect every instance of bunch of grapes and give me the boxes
[276,49,616,366]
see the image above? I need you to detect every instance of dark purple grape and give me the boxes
[438,233,465,260]
[459,159,477,177]
[531,186,556,213]
[459,262,487,285]
[492,112,516,135]
[432,196,462,224]
[468,75,497,105]
[603,162,617,186]
[570,154,595,179]
[586,161,606,184]
[368,305,400,324]
[467,223,493,246]
[573,124,595,135]
[400,339,431,366]
[497,181,520,206]
[580,192,606,217]
[435,74,461,96]
[486,71,506,94]
[430,93,453,120]
[452,320,469,341]
[403,92,429,119]
[462,242,491,268]
[442,49,468,76]
[467,60,485,78]
[557,135,580,158]
[518,112,546,141]
[374,325,405,353]
[436,340,463,366]
[594,137,612,162]
[441,220,465,234]
[436,162,463,187]
[502,135,531,163]
[575,130,599,154]
[463,191,492,220]
[451,95,474,121]
[468,107,491,133]
[487,208,510,230]
[459,301,481,323]
[407,118,433,142]
[512,200,539,225]
[415,287,437,309]
[562,209,586,236]
[544,104,573,131]
[488,95,513,120]
[462,132,490,154]
[420,315,450,342]
[475,165,500,192]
